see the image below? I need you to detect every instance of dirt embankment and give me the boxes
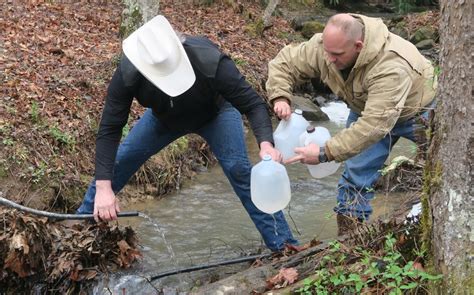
[0,0,298,213]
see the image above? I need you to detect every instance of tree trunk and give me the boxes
[427,0,473,292]
[120,0,160,38]
[262,0,280,28]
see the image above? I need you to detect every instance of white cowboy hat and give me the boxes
[122,15,195,97]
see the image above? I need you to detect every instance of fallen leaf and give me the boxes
[266,267,298,290]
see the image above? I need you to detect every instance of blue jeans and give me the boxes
[78,104,297,251]
[334,108,432,220]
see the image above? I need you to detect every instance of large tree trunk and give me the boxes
[120,0,160,38]
[427,0,473,292]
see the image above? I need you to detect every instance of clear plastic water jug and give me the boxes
[299,125,341,179]
[273,109,310,161]
[250,155,291,214]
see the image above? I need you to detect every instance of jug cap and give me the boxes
[262,154,272,161]
[306,126,315,133]
[294,109,303,115]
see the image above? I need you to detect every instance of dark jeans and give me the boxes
[334,105,433,220]
[78,104,297,251]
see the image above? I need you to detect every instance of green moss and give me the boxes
[288,0,324,10]
[119,5,143,39]
[0,160,7,178]
[301,21,325,39]
[245,19,265,37]
[420,160,442,258]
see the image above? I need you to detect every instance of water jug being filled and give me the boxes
[250,155,291,214]
[273,109,310,161]
[299,125,341,179]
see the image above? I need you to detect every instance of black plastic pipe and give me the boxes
[149,253,272,281]
[0,196,139,220]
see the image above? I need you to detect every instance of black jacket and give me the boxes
[95,36,273,180]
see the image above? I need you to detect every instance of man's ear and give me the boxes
[355,40,364,52]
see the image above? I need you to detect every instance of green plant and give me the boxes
[233,57,248,66]
[5,105,17,115]
[199,0,215,6]
[28,161,48,184]
[0,159,8,178]
[30,101,40,123]
[365,186,375,193]
[393,0,416,14]
[168,137,189,154]
[49,125,75,149]
[86,114,99,134]
[0,122,11,135]
[121,123,130,140]
[296,235,443,294]
[2,138,14,146]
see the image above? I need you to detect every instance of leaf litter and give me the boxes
[0,208,141,293]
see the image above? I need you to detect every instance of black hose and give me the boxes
[0,196,139,220]
[149,253,272,281]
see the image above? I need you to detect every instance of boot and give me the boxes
[336,214,362,236]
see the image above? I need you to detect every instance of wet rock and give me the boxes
[313,95,327,107]
[94,275,157,295]
[290,15,317,31]
[301,21,325,39]
[390,22,409,40]
[409,25,438,44]
[420,47,439,62]
[415,39,435,50]
[292,95,329,122]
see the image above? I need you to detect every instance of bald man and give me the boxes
[266,14,437,235]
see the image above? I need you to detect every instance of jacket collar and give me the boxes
[350,14,389,69]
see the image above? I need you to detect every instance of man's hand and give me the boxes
[284,143,321,165]
[259,141,283,163]
[273,97,292,120]
[94,180,121,222]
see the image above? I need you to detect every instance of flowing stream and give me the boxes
[118,102,416,282]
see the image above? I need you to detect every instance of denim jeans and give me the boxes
[334,107,432,220]
[78,103,297,251]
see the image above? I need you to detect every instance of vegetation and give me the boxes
[297,236,442,294]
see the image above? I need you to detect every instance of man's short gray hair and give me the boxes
[327,14,364,42]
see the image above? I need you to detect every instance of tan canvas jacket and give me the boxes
[266,14,437,162]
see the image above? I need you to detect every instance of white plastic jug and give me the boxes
[299,126,341,179]
[273,109,310,161]
[250,155,291,214]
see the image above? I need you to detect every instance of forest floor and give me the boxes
[0,0,439,293]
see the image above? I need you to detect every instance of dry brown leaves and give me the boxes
[266,267,299,290]
[405,10,440,34]
[1,0,124,196]
[161,0,294,96]
[0,208,141,292]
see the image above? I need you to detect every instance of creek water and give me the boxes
[120,102,416,275]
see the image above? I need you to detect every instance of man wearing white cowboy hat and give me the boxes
[76,15,298,251]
